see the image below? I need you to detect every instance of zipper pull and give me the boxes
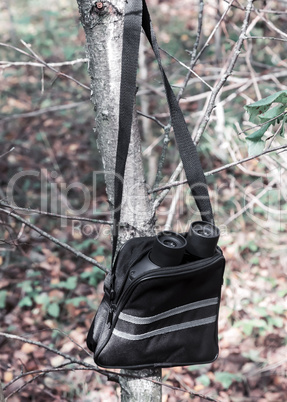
[107,305,114,328]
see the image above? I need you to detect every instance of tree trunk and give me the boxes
[76,0,161,400]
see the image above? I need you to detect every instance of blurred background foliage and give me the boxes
[0,0,287,400]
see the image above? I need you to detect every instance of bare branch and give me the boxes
[0,331,216,401]
[153,161,183,210]
[137,110,166,129]
[180,0,204,100]
[0,332,96,375]
[193,0,237,65]
[0,201,113,225]
[224,177,277,225]
[0,207,108,273]
[152,0,205,189]
[164,171,183,231]
[256,12,287,39]
[246,35,287,42]
[194,0,254,144]
[0,41,90,90]
[0,58,88,69]
[150,143,287,194]
[0,382,4,402]
[1,101,89,121]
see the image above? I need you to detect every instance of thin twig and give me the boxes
[0,41,90,90]
[238,111,287,135]
[164,171,184,231]
[160,47,213,90]
[0,332,217,401]
[255,9,287,15]
[246,35,287,42]
[20,40,90,90]
[152,0,205,190]
[0,202,144,234]
[153,125,172,192]
[0,208,108,273]
[0,332,98,376]
[245,41,261,100]
[0,58,88,69]
[0,147,15,158]
[137,110,165,129]
[0,201,113,225]
[194,0,254,144]
[256,12,287,39]
[179,0,204,100]
[153,0,242,209]
[150,143,287,194]
[193,0,237,65]
[153,161,183,210]
[143,134,165,157]
[1,101,89,121]
[224,177,277,225]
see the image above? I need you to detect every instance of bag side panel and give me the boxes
[86,293,110,353]
[87,238,153,354]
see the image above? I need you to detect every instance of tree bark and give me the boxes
[76,0,161,399]
[0,382,5,402]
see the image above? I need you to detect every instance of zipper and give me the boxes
[116,253,224,315]
[107,241,153,327]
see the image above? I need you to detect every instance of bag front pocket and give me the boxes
[96,256,225,368]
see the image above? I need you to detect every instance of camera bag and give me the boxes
[86,0,225,369]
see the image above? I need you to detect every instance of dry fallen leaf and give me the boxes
[4,371,13,382]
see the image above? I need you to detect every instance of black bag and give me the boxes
[86,0,225,369]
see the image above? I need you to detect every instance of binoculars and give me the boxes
[150,221,220,267]
[130,221,220,280]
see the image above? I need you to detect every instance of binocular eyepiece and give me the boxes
[149,231,187,267]
[150,221,220,267]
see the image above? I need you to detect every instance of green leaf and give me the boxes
[19,296,33,307]
[235,318,268,336]
[255,307,268,317]
[247,122,271,141]
[248,241,258,252]
[246,139,265,157]
[258,104,286,124]
[47,302,60,318]
[65,297,87,307]
[250,256,259,265]
[17,280,33,293]
[53,276,77,290]
[245,90,287,109]
[215,372,242,389]
[245,91,287,123]
[0,290,7,309]
[277,289,287,297]
[74,239,95,251]
[242,349,265,363]
[279,114,287,137]
[81,267,104,287]
[187,364,210,371]
[268,316,284,328]
[196,374,211,387]
[270,304,285,315]
[34,293,50,306]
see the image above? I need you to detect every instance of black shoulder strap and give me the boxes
[112,0,214,262]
